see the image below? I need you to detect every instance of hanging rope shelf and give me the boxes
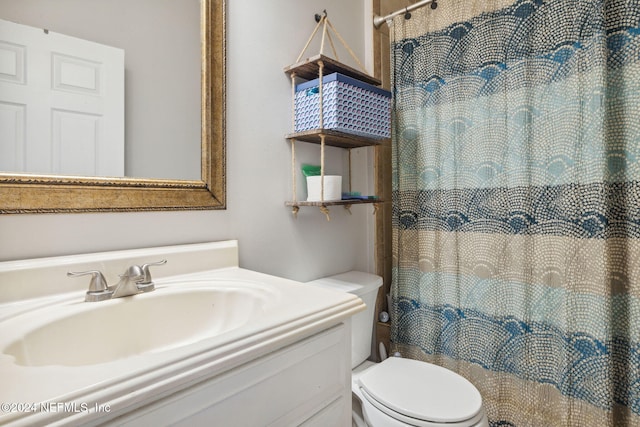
[284,11,387,221]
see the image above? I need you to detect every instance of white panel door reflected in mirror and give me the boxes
[0,18,124,177]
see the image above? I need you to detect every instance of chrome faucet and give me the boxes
[68,260,166,302]
[111,265,145,298]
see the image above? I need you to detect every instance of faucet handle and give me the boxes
[137,259,167,292]
[67,270,113,302]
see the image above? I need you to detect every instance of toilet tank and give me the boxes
[307,271,383,369]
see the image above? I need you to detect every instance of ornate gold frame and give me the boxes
[0,0,226,213]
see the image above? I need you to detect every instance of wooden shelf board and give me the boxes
[284,54,381,86]
[286,129,388,149]
[286,199,382,207]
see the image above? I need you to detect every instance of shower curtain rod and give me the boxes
[373,0,436,28]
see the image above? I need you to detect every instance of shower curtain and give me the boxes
[389,0,640,425]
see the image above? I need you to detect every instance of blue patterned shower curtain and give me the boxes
[389,0,640,425]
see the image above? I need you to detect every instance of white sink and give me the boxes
[2,283,268,367]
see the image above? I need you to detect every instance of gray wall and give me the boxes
[0,0,376,283]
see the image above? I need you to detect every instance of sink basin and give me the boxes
[3,283,267,367]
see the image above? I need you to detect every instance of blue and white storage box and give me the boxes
[294,73,391,139]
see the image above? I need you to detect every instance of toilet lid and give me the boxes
[358,357,483,424]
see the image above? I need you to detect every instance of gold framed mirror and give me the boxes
[0,0,225,213]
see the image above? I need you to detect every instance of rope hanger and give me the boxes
[295,10,367,74]
[289,11,377,221]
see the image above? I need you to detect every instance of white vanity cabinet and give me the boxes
[109,323,352,426]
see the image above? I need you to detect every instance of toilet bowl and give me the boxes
[307,272,489,427]
[353,358,488,427]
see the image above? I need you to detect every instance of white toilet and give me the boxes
[308,271,489,427]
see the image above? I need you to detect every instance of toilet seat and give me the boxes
[357,358,484,427]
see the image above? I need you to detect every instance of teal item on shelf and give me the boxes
[301,164,321,177]
[341,192,378,201]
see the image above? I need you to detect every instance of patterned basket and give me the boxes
[294,73,391,139]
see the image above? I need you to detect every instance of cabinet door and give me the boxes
[113,323,352,426]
